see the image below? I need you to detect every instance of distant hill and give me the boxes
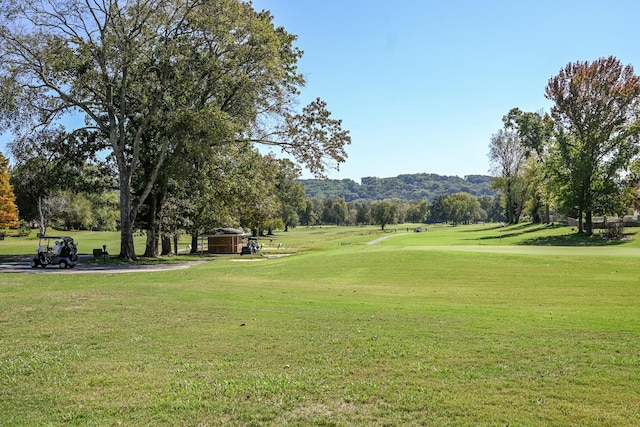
[300,173,495,202]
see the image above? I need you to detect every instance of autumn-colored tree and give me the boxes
[0,151,19,228]
[545,56,640,235]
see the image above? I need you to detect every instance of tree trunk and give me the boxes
[513,200,522,224]
[530,196,542,223]
[585,210,593,236]
[173,234,179,256]
[190,233,199,254]
[577,209,584,233]
[118,179,137,260]
[544,204,550,224]
[161,235,172,255]
[143,195,159,257]
[38,196,46,236]
[144,227,159,258]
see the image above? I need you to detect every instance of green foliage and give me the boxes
[405,199,430,223]
[442,192,481,225]
[299,197,323,226]
[369,200,398,230]
[301,173,494,202]
[321,197,349,225]
[89,191,120,232]
[16,221,31,237]
[273,159,306,231]
[478,195,503,222]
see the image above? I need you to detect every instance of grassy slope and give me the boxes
[0,223,639,426]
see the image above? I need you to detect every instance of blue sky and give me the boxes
[252,0,640,181]
[2,1,639,182]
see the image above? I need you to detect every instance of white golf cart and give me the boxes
[30,235,79,269]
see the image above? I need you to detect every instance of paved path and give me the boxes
[0,256,209,274]
[367,233,407,245]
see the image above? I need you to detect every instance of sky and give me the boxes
[250,0,640,181]
[2,1,640,182]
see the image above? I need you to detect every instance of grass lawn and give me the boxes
[0,223,639,425]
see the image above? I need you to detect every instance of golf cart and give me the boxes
[30,235,79,269]
[241,236,259,255]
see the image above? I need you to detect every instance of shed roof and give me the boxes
[209,228,246,236]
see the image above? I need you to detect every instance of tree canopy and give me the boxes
[369,200,398,230]
[488,128,529,224]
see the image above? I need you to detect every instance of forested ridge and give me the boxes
[300,173,495,201]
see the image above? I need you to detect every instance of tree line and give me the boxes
[299,193,503,229]
[301,174,494,202]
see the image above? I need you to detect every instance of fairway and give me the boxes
[1,223,639,426]
[409,244,640,256]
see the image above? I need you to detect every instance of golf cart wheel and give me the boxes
[58,260,68,269]
[30,258,39,268]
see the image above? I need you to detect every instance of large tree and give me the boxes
[545,56,640,235]
[488,128,529,224]
[273,159,306,232]
[502,108,554,223]
[442,192,481,225]
[321,197,349,226]
[369,200,398,231]
[0,0,349,260]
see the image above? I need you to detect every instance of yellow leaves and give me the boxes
[0,151,19,228]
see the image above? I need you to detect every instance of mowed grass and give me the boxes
[1,223,639,426]
[0,229,149,258]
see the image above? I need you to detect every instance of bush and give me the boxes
[603,222,625,239]
[16,222,32,237]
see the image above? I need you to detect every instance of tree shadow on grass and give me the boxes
[518,233,630,247]
[463,223,632,247]
[459,222,541,234]
[467,223,559,242]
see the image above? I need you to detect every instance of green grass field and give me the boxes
[1,223,639,426]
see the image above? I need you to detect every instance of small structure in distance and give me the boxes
[206,228,246,254]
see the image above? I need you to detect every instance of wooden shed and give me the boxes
[207,228,246,254]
